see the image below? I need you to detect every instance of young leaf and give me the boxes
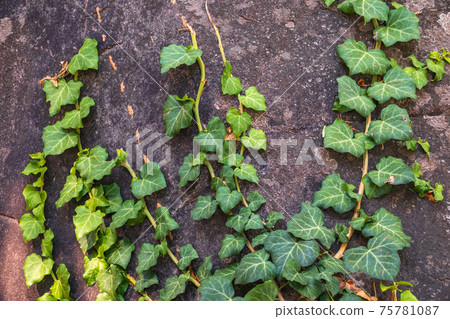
[131,161,166,198]
[218,233,246,260]
[154,206,180,241]
[43,79,83,116]
[348,0,389,23]
[83,256,108,286]
[312,173,361,214]
[368,66,417,104]
[234,164,259,183]
[61,96,95,129]
[160,44,202,73]
[401,290,419,301]
[349,209,373,231]
[110,200,144,229]
[265,211,284,228]
[56,173,83,208]
[136,243,161,274]
[241,128,267,151]
[219,165,237,190]
[287,203,336,249]
[239,86,267,111]
[225,206,251,232]
[96,265,125,300]
[177,244,199,270]
[245,213,264,230]
[67,38,99,74]
[162,94,194,137]
[426,58,446,81]
[216,186,242,213]
[323,118,368,157]
[218,141,244,167]
[20,213,45,242]
[178,153,201,188]
[103,183,123,214]
[362,174,393,199]
[73,205,105,240]
[41,229,54,258]
[337,76,376,117]
[221,61,242,95]
[96,227,117,257]
[362,208,411,250]
[23,254,54,287]
[75,146,116,184]
[191,195,218,220]
[198,276,234,301]
[336,223,349,243]
[50,264,72,300]
[234,249,277,285]
[193,117,226,153]
[404,67,428,90]
[265,230,320,276]
[42,122,78,156]
[367,104,412,144]
[337,0,355,14]
[407,55,426,68]
[135,270,159,293]
[197,255,213,281]
[374,7,420,47]
[23,185,45,211]
[337,38,390,75]
[243,281,278,301]
[344,233,401,281]
[367,156,415,187]
[159,275,188,301]
[226,107,252,137]
[105,238,136,269]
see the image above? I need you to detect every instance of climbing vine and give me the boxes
[20,0,447,301]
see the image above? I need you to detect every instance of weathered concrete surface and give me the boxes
[0,0,448,300]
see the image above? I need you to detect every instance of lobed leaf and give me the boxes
[337,76,376,117]
[177,244,199,270]
[218,233,246,260]
[162,94,194,137]
[132,161,166,198]
[234,249,277,285]
[368,66,417,104]
[42,122,79,156]
[43,79,83,116]
[68,38,99,74]
[160,44,202,73]
[367,104,412,144]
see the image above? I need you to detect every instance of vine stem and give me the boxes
[205,1,227,65]
[121,159,201,288]
[334,19,381,260]
[74,71,83,152]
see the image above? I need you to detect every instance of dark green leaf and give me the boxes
[216,186,242,213]
[191,195,218,220]
[337,76,376,117]
[135,270,159,293]
[159,274,188,301]
[110,200,144,229]
[43,79,83,116]
[368,66,417,104]
[160,44,202,73]
[218,234,246,260]
[154,206,180,241]
[105,238,136,269]
[243,281,278,301]
[374,7,420,47]
[234,249,277,285]
[178,153,201,188]
[367,104,412,144]
[162,94,194,137]
[225,207,251,232]
[226,107,252,137]
[197,255,213,281]
[198,276,234,301]
[367,156,415,187]
[265,211,284,228]
[132,162,166,198]
[177,244,199,270]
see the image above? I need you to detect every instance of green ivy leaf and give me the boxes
[37,293,58,301]
[265,211,284,228]
[42,122,78,156]
[239,86,267,111]
[337,0,355,14]
[287,203,336,249]
[318,253,347,275]
[404,67,428,90]
[23,254,54,287]
[160,44,202,73]
[234,164,259,183]
[226,107,252,137]
[68,38,99,74]
[56,173,83,208]
[162,94,194,137]
[216,186,242,213]
[362,208,411,250]
[367,104,412,145]
[217,166,237,190]
[245,214,264,230]
[96,227,117,258]
[198,276,234,301]
[110,200,144,229]
[407,55,426,68]
[367,156,415,187]
[23,185,45,211]
[323,118,368,157]
[50,264,72,300]
[349,209,373,230]
[154,206,180,241]
[336,223,349,243]
[221,61,242,95]
[219,234,246,260]
[241,128,267,151]
[401,290,419,301]
[83,256,108,286]
[75,146,116,184]
[20,213,45,242]
[103,183,123,214]
[159,274,188,301]
[177,244,199,270]
[41,229,54,258]
[135,270,159,293]
[61,97,95,129]
[322,0,336,7]
[218,141,244,167]
[234,249,277,285]
[252,232,269,247]
[344,233,401,281]
[368,66,417,104]
[426,58,446,81]
[96,265,125,301]
[244,281,278,301]
[337,38,390,75]
[362,173,392,199]
[374,7,420,47]
[265,230,320,276]
[73,205,105,240]
[225,207,251,232]
[348,0,389,23]
[105,238,136,269]
[132,162,166,198]
[312,173,361,214]
[178,153,201,188]
[194,117,226,153]
[337,76,376,117]
[136,243,161,274]
[43,79,83,116]
[197,256,213,281]
[191,195,218,220]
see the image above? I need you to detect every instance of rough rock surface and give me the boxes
[0,0,448,301]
